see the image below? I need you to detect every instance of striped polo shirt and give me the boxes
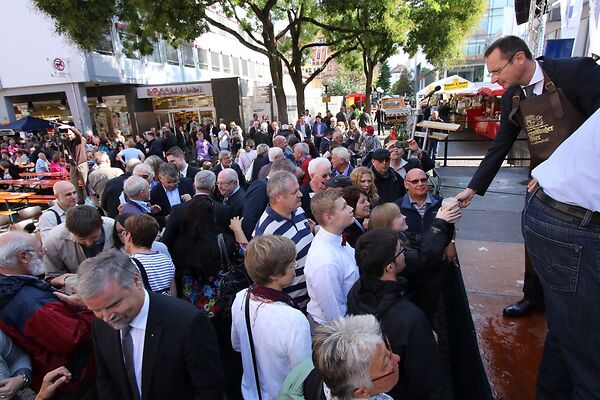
[254,206,314,309]
[131,252,175,294]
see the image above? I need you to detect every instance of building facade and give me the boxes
[0,0,273,134]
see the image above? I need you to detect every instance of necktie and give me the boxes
[122,326,140,400]
[524,84,537,98]
[223,197,229,205]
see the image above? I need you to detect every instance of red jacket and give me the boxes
[0,275,95,393]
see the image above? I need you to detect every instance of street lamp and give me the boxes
[322,76,330,113]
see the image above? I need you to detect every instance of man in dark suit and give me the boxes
[216,168,245,218]
[454,35,600,398]
[149,163,194,221]
[102,159,142,218]
[165,146,201,180]
[311,116,327,152]
[162,170,232,251]
[241,158,296,238]
[211,150,247,190]
[77,251,225,400]
[143,131,163,159]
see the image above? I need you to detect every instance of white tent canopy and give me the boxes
[416,75,472,98]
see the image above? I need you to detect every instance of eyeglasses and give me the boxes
[406,178,428,185]
[487,51,518,77]
[374,158,391,163]
[26,247,47,256]
[320,172,332,179]
[217,180,235,186]
[138,174,150,180]
[394,247,407,260]
[371,336,396,383]
[116,228,126,236]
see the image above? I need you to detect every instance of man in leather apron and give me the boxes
[455,36,600,398]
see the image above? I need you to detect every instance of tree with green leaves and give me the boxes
[391,68,414,97]
[376,61,391,92]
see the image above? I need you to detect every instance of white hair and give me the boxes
[257,143,270,155]
[219,123,227,130]
[331,146,350,162]
[267,170,297,201]
[268,147,284,162]
[194,170,216,190]
[123,175,149,198]
[308,157,332,177]
[294,142,309,156]
[218,168,239,184]
[133,163,154,180]
[312,315,383,400]
[0,232,36,269]
[260,122,269,132]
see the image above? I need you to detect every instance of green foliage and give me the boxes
[376,61,392,91]
[327,67,366,95]
[391,68,414,97]
[33,0,210,55]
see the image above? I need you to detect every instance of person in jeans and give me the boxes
[231,235,311,400]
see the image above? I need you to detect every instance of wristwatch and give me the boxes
[19,373,31,388]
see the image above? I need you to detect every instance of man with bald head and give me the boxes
[217,168,245,218]
[273,135,294,162]
[38,181,78,243]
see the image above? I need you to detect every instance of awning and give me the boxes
[478,83,506,97]
[417,75,472,98]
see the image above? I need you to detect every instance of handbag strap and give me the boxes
[130,257,152,291]
[245,289,263,400]
[217,234,232,266]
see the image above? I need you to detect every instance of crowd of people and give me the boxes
[0,98,464,400]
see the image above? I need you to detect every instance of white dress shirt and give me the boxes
[532,107,600,212]
[121,290,149,398]
[521,61,544,97]
[164,186,181,207]
[304,228,359,325]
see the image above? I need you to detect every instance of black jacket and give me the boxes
[94,292,225,400]
[101,172,131,218]
[149,177,194,220]
[372,166,406,203]
[241,179,268,238]
[347,275,442,400]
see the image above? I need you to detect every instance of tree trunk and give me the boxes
[265,41,289,124]
[364,62,375,114]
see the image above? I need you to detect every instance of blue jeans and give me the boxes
[522,193,600,399]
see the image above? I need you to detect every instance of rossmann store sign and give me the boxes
[137,83,212,98]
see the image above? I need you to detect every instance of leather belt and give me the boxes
[534,189,600,225]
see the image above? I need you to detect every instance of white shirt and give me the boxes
[532,107,600,212]
[180,164,188,178]
[164,186,181,207]
[121,290,149,398]
[521,61,544,97]
[231,289,311,400]
[39,204,67,243]
[304,228,359,325]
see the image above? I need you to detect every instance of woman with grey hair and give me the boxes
[279,314,399,400]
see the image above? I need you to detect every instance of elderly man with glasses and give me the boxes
[300,157,332,221]
[370,148,406,203]
[216,168,245,218]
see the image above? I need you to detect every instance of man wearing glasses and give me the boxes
[370,148,406,203]
[348,228,442,400]
[454,35,600,398]
[149,162,193,221]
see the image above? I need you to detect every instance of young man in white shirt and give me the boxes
[304,190,358,328]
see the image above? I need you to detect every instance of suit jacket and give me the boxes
[184,165,201,181]
[93,292,225,400]
[469,56,600,195]
[311,122,327,138]
[102,173,132,218]
[120,200,150,216]
[161,194,232,254]
[149,177,194,218]
[241,179,268,238]
[211,162,247,189]
[223,187,246,218]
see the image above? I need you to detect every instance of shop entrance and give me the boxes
[154,108,216,131]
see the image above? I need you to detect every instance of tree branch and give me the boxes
[304,44,360,87]
[301,16,362,34]
[204,14,268,56]
[299,32,361,52]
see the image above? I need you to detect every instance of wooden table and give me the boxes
[20,171,70,179]
[0,192,35,210]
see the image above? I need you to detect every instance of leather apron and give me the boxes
[508,67,586,170]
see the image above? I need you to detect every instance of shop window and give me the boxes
[223,55,231,73]
[94,26,114,55]
[211,51,221,71]
[198,49,209,69]
[165,43,180,65]
[182,45,195,67]
[232,56,240,75]
[241,59,248,76]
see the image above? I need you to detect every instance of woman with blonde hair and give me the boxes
[350,166,380,205]
[368,202,407,232]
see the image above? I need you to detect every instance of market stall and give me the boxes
[471,84,505,139]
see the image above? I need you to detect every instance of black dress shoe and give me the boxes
[502,298,543,317]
